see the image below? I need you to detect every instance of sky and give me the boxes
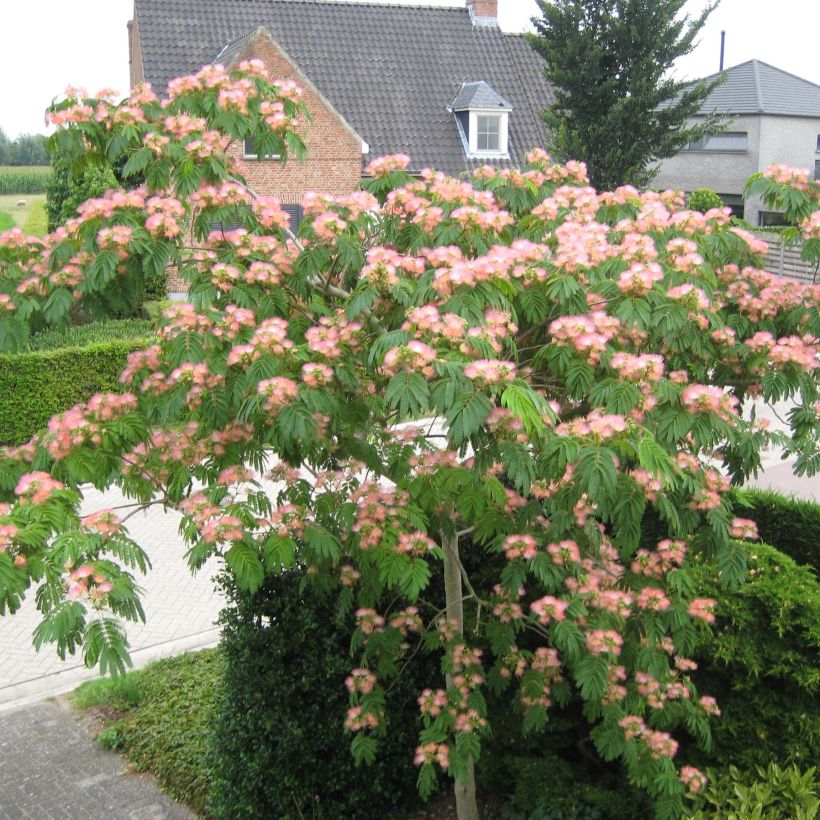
[0,0,819,139]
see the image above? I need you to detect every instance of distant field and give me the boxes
[0,165,51,195]
[0,194,48,236]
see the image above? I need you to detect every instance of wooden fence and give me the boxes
[754,232,818,284]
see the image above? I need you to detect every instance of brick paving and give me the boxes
[0,699,194,819]
[0,485,224,710]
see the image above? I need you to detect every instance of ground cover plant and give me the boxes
[71,648,222,815]
[0,194,48,237]
[0,63,818,819]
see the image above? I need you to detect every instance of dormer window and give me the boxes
[451,81,511,159]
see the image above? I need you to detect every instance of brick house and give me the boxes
[128,0,552,213]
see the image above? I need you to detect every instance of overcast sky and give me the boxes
[1,0,818,138]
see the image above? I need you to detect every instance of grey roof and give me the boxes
[693,59,820,118]
[452,81,512,112]
[132,0,552,174]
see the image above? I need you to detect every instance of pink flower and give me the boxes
[14,472,64,505]
[688,598,717,624]
[680,766,708,793]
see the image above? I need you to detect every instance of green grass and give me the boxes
[0,194,48,236]
[26,319,155,351]
[71,649,223,815]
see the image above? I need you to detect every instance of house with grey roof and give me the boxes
[653,60,820,226]
[128,0,551,210]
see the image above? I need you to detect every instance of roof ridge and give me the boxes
[751,59,764,113]
[215,0,468,11]
[752,57,820,93]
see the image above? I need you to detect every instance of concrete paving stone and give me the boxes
[0,700,194,819]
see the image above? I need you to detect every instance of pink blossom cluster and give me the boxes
[364,154,411,178]
[530,595,569,624]
[350,482,408,549]
[556,410,628,440]
[502,533,538,561]
[66,563,114,600]
[414,742,450,769]
[381,340,437,377]
[609,352,664,382]
[631,539,687,578]
[355,608,385,635]
[345,668,377,695]
[688,598,717,624]
[14,472,65,505]
[730,517,759,540]
[549,311,621,363]
[463,358,517,385]
[257,377,299,413]
[679,765,708,794]
[81,510,122,538]
[585,629,623,656]
[617,716,679,759]
[681,384,739,421]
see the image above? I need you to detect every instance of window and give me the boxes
[759,211,789,228]
[815,160,820,181]
[243,137,280,160]
[476,115,501,152]
[816,134,820,152]
[687,131,748,152]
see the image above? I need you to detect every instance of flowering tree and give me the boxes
[0,63,818,819]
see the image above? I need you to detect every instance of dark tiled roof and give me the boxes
[133,0,552,174]
[692,59,820,118]
[452,81,512,111]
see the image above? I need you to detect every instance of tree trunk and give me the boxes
[442,531,480,820]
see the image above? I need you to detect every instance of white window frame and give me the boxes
[686,131,748,153]
[467,109,509,158]
[243,136,281,160]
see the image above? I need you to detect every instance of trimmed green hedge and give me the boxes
[0,339,145,445]
[735,489,819,573]
[685,541,820,772]
[26,319,153,351]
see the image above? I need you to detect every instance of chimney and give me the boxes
[467,0,499,26]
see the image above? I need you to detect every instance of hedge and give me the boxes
[26,319,154,351]
[211,570,435,819]
[685,541,820,772]
[733,489,819,573]
[0,339,145,445]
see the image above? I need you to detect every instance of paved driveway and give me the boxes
[0,486,223,711]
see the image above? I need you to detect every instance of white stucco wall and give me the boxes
[653,115,761,200]
[653,114,820,225]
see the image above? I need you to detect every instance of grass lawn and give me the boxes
[0,193,48,236]
[71,649,223,816]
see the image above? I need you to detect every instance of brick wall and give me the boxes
[226,32,363,206]
[128,18,145,88]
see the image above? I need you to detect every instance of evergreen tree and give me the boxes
[529,0,728,190]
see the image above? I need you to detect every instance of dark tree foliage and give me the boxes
[528,0,728,190]
[0,129,50,166]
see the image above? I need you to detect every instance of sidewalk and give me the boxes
[0,698,194,818]
[0,486,224,712]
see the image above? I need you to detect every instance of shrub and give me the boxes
[686,763,819,819]
[0,165,51,195]
[26,319,154,351]
[686,188,724,214]
[686,542,820,771]
[45,161,118,232]
[733,489,820,572]
[0,338,146,444]
[211,571,435,819]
